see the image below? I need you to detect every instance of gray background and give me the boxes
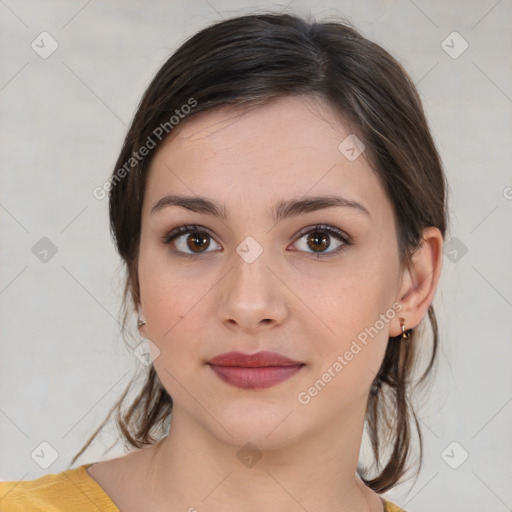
[1,1,511,511]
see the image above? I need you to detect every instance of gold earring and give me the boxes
[137,319,146,328]
[399,317,408,339]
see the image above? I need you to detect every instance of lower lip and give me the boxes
[208,364,304,389]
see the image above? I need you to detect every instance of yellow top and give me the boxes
[0,463,406,511]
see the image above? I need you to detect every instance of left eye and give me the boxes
[292,225,350,257]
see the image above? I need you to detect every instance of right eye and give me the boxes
[161,224,221,256]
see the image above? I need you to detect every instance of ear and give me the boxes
[391,227,443,336]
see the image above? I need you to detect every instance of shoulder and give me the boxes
[383,498,407,512]
[0,464,119,512]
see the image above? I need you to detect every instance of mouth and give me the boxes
[207,351,305,390]
[208,364,304,389]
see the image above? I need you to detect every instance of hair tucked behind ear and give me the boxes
[69,12,447,493]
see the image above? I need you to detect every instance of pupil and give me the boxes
[308,231,330,252]
[188,233,209,252]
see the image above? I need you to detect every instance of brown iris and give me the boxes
[307,231,330,252]
[187,233,210,252]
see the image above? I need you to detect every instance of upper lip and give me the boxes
[207,351,303,367]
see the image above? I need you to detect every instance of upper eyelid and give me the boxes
[295,224,350,239]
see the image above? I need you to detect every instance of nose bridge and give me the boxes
[218,236,287,327]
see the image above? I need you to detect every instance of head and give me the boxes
[74,12,447,493]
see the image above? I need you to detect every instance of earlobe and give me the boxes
[393,227,443,337]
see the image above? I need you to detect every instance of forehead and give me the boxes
[142,95,389,221]
[155,95,354,160]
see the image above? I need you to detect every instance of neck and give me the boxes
[142,403,383,512]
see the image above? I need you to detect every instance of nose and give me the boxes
[217,245,289,333]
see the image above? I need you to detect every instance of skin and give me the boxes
[87,95,443,512]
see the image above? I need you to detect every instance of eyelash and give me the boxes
[161,223,352,260]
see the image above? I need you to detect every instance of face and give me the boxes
[137,95,404,449]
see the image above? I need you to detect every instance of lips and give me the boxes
[207,351,304,390]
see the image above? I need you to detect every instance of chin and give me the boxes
[208,406,305,449]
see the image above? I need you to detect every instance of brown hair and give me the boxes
[70,12,447,493]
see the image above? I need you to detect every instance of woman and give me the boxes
[0,12,446,512]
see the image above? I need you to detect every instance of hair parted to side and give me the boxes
[70,12,447,493]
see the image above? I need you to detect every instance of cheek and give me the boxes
[141,273,210,398]
[137,252,237,399]
[141,275,211,349]
[288,254,397,390]
[291,254,396,335]
[138,239,211,336]
[295,288,391,410]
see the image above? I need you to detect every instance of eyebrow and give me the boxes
[150,194,370,221]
